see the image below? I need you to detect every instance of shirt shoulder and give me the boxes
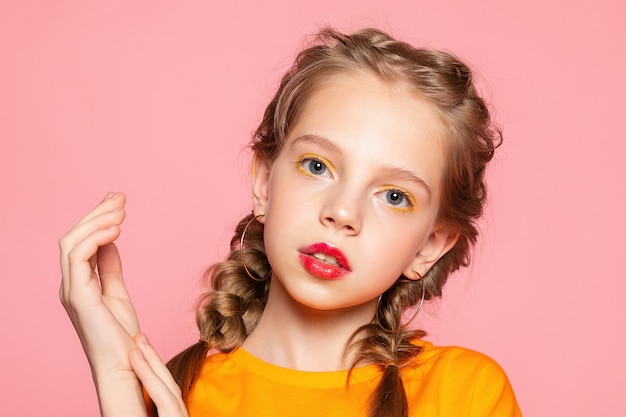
[405,340,522,416]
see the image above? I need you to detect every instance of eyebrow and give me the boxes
[291,134,344,156]
[383,167,432,198]
[291,134,432,198]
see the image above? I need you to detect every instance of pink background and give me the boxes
[1,1,624,415]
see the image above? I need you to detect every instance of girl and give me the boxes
[60,28,521,417]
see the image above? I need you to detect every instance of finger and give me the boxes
[62,226,121,307]
[59,207,125,287]
[76,192,127,227]
[134,334,186,410]
[62,225,120,305]
[62,203,126,256]
[130,349,187,417]
[97,242,131,300]
[130,338,188,417]
[60,192,126,275]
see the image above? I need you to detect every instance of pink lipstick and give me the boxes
[298,242,351,280]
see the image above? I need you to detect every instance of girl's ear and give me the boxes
[251,152,271,219]
[403,226,460,280]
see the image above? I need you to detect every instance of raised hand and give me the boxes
[59,192,138,373]
[60,193,189,417]
[60,192,150,416]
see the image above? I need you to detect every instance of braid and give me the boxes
[166,213,270,405]
[349,277,427,417]
[197,215,269,350]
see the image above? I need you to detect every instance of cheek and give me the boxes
[372,220,432,260]
[262,179,308,240]
[261,216,282,271]
[265,170,318,220]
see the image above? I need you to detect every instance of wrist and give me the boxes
[91,369,147,417]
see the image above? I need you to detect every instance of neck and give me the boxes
[241,278,377,371]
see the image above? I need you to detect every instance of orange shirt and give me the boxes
[188,340,521,416]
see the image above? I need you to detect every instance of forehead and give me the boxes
[284,72,447,195]
[292,70,444,141]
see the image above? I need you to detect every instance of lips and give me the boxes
[298,242,351,280]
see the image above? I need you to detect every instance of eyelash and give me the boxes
[295,154,417,212]
[296,154,333,178]
[376,186,417,212]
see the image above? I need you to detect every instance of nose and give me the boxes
[319,188,362,235]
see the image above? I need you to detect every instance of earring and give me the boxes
[403,269,426,327]
[240,214,271,282]
[375,269,426,330]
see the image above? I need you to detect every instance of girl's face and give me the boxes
[253,71,458,316]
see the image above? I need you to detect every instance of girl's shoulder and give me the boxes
[413,338,508,375]
[406,339,522,416]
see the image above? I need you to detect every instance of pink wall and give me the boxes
[1,0,624,415]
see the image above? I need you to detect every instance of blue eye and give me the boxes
[386,190,405,206]
[297,155,332,178]
[376,188,415,211]
[307,159,328,176]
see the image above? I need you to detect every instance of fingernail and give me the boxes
[104,192,114,200]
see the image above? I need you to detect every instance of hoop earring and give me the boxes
[403,270,426,327]
[375,269,426,330]
[240,214,270,282]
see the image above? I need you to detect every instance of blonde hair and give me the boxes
[165,28,501,417]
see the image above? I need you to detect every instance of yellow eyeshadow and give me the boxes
[379,185,419,213]
[294,153,334,177]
